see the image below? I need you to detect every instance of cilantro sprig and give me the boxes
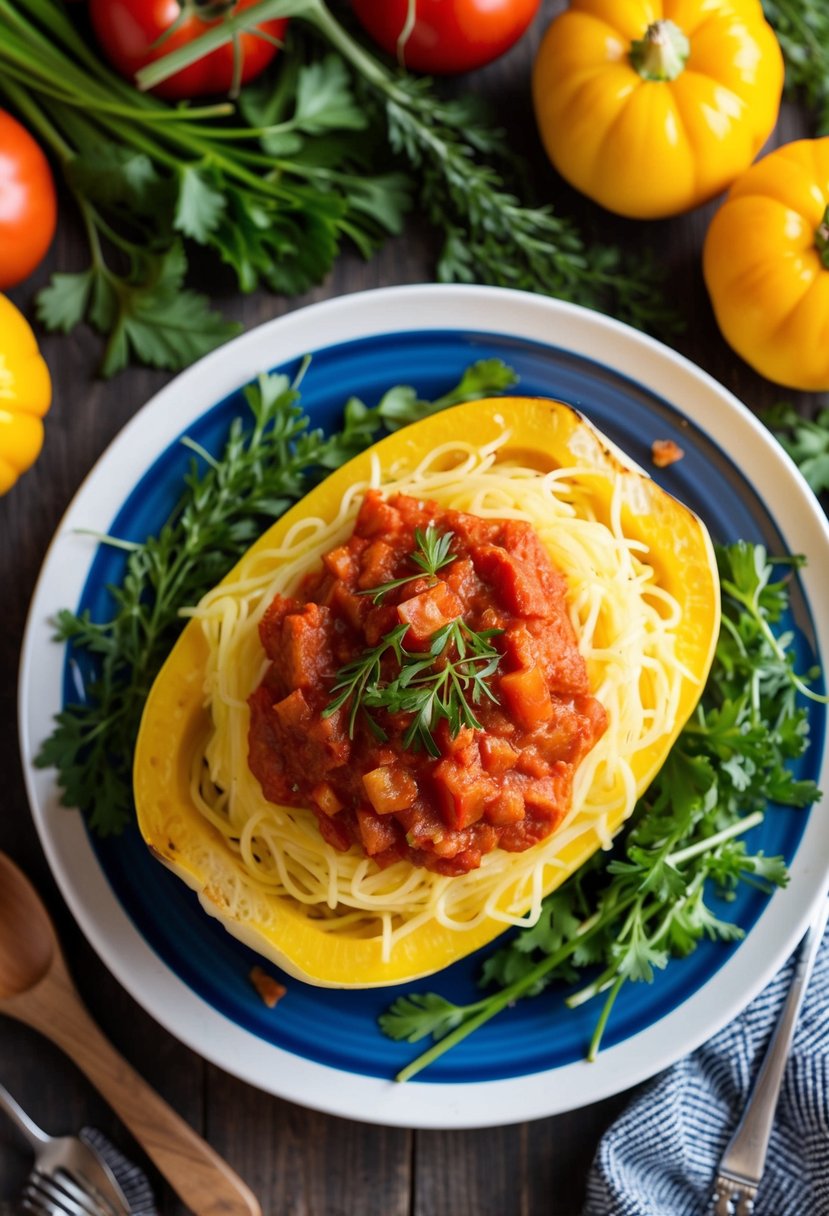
[37,358,516,834]
[380,542,824,1079]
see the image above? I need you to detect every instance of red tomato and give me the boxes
[88,0,289,99]
[350,0,541,74]
[0,111,57,290]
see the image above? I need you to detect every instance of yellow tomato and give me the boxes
[703,138,829,390]
[0,294,51,495]
[532,0,784,219]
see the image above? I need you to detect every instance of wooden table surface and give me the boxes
[0,4,824,1213]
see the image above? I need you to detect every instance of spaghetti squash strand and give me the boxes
[186,442,689,954]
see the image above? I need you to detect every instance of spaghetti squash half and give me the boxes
[134,397,720,987]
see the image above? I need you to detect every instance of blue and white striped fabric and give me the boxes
[584,926,829,1216]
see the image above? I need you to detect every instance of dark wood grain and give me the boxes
[0,2,824,1214]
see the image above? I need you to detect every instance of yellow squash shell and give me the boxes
[134,398,720,987]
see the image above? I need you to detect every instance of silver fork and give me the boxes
[711,894,829,1216]
[21,1167,115,1216]
[0,1082,129,1216]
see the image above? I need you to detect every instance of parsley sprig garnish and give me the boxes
[360,525,456,604]
[324,549,503,756]
[380,542,824,1079]
[369,620,503,759]
[323,623,411,741]
[37,358,517,834]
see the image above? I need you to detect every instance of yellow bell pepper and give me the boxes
[0,294,52,495]
[703,137,829,390]
[134,398,719,988]
[532,0,783,220]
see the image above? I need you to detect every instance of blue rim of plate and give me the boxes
[66,324,825,1085]
[17,289,826,1123]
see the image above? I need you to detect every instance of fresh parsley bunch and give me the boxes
[0,2,409,375]
[380,543,824,1078]
[135,0,675,335]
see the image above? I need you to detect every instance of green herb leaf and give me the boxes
[328,614,503,757]
[360,526,456,603]
[293,53,366,134]
[175,165,227,242]
[763,403,829,496]
[381,542,822,1078]
[379,992,467,1043]
[97,244,241,378]
[763,0,829,134]
[37,361,511,835]
[37,270,95,333]
[67,145,167,214]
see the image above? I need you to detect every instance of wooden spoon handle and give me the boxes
[6,962,261,1216]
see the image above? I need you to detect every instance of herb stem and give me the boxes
[394,893,639,1082]
[722,578,828,704]
[586,975,626,1063]
[667,811,765,866]
[0,74,73,162]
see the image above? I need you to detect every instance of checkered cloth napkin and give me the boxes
[583,925,829,1216]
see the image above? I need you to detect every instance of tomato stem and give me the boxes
[629,19,689,82]
[395,0,417,71]
[815,205,829,269]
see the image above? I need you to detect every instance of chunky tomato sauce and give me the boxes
[248,492,606,876]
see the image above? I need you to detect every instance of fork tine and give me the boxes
[20,1195,50,1216]
[54,1167,122,1216]
[21,1179,68,1216]
[25,1169,105,1216]
[54,1168,118,1216]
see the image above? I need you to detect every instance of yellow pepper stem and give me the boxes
[630,19,689,82]
[815,206,829,269]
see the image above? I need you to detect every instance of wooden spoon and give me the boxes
[0,851,262,1216]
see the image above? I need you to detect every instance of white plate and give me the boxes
[19,285,829,1128]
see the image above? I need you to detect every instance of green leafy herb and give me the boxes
[380,542,824,1079]
[360,525,456,603]
[763,0,829,134]
[372,620,503,758]
[323,614,503,759]
[322,623,411,741]
[763,403,829,497]
[134,0,675,333]
[0,4,408,374]
[37,358,516,833]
